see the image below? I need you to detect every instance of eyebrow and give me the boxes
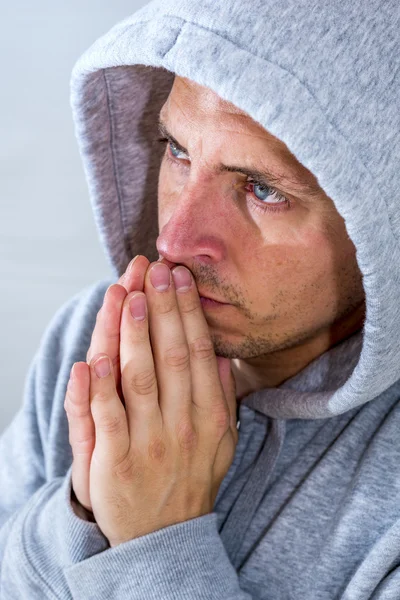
[157,119,322,196]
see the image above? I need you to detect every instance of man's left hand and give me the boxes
[87,261,238,547]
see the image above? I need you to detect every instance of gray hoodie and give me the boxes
[1,0,400,598]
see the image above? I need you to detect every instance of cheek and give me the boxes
[248,225,350,317]
[250,227,335,284]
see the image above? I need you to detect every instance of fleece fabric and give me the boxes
[1,0,400,598]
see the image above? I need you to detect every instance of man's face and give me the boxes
[156,76,365,364]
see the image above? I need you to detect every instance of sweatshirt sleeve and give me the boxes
[0,280,112,599]
[0,279,253,599]
[63,500,253,600]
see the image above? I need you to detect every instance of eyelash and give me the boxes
[156,136,291,214]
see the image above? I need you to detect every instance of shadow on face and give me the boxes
[155,75,365,386]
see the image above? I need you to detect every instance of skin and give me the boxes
[68,255,238,524]
[156,75,366,402]
[65,76,366,526]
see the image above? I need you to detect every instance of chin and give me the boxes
[208,331,244,359]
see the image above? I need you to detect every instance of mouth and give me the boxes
[157,257,229,307]
[199,295,229,308]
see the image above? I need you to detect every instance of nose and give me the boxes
[156,182,227,268]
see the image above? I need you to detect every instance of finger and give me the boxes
[143,261,192,425]
[119,291,162,443]
[89,354,129,465]
[171,266,229,426]
[64,362,93,510]
[86,285,127,389]
[216,356,238,437]
[87,255,151,393]
[118,255,151,293]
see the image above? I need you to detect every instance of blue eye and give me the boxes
[156,135,290,213]
[252,183,272,201]
[156,137,187,160]
[247,180,287,205]
[169,141,185,159]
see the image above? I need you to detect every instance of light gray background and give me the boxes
[0,1,149,434]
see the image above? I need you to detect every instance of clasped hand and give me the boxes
[64,255,238,547]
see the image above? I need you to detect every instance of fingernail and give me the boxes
[93,356,111,378]
[150,263,171,291]
[172,266,192,291]
[129,292,147,320]
[126,255,140,274]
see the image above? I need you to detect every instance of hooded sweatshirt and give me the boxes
[1,0,400,598]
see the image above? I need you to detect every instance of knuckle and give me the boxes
[113,454,141,484]
[157,300,176,317]
[189,336,214,362]
[181,298,199,315]
[147,437,167,464]
[66,404,90,420]
[96,411,124,435]
[210,404,231,434]
[72,433,94,455]
[176,415,198,453]
[64,395,90,419]
[129,368,158,396]
[165,344,190,371]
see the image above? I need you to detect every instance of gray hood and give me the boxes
[69,0,400,420]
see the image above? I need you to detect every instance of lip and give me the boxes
[199,294,229,306]
[199,293,224,303]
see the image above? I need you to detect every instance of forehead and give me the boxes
[173,76,246,112]
[161,76,268,135]
[160,76,322,194]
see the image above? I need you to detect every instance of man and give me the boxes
[1,0,399,598]
[155,75,366,398]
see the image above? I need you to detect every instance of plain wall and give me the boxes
[0,0,149,433]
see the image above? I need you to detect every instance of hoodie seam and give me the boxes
[158,15,397,244]
[161,22,185,59]
[101,69,131,261]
